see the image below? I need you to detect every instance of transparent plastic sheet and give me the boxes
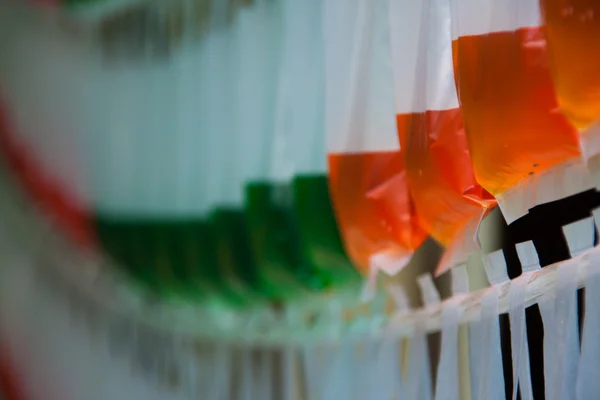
[234,347,251,400]
[256,349,273,400]
[547,218,593,400]
[301,343,325,400]
[467,250,507,400]
[351,340,373,400]
[405,274,439,400]
[469,290,505,400]
[508,241,540,400]
[388,0,495,276]
[434,266,468,400]
[282,346,298,400]
[450,0,592,224]
[381,283,410,400]
[406,321,433,400]
[436,212,487,276]
[318,340,353,400]
[536,219,588,400]
[323,0,426,275]
[204,344,231,400]
[374,336,403,399]
[549,264,580,400]
[576,240,600,398]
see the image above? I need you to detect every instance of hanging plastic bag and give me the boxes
[540,1,600,185]
[540,0,600,132]
[206,0,277,305]
[241,0,324,301]
[450,0,593,224]
[276,0,359,290]
[388,0,496,275]
[323,0,426,275]
[91,1,236,301]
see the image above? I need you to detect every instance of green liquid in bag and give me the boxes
[293,175,360,287]
[93,216,236,303]
[245,181,327,300]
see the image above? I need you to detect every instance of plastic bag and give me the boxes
[388,0,495,274]
[541,0,600,132]
[207,0,285,304]
[451,0,592,223]
[241,0,326,301]
[278,0,359,289]
[540,1,600,185]
[323,0,426,275]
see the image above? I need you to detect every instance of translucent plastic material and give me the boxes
[324,0,426,274]
[389,0,495,258]
[509,241,540,400]
[260,0,357,291]
[469,287,506,400]
[434,266,468,400]
[539,261,580,400]
[396,111,494,244]
[541,0,600,132]
[238,0,322,300]
[407,325,433,400]
[451,0,582,216]
[577,250,600,399]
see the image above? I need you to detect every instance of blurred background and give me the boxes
[0,0,599,399]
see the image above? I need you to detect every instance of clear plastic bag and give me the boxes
[451,0,592,223]
[388,0,495,275]
[540,0,600,133]
[540,0,600,188]
[323,0,426,275]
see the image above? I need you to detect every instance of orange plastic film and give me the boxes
[450,0,592,223]
[323,0,426,274]
[388,0,495,259]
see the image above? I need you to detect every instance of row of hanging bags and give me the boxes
[0,0,360,309]
[323,0,596,278]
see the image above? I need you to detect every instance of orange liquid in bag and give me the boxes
[454,27,580,196]
[541,0,600,130]
[328,151,425,273]
[397,110,494,246]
